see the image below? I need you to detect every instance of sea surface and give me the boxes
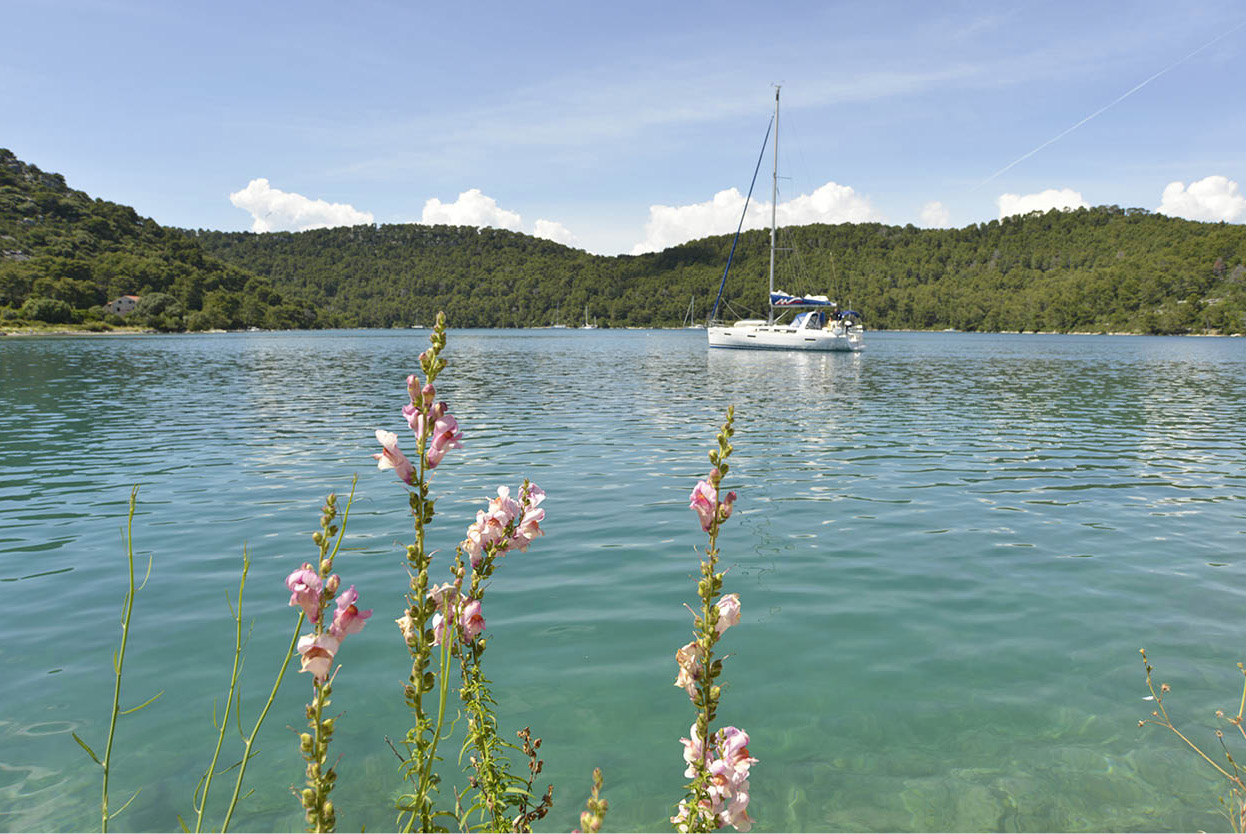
[2,328,1245,832]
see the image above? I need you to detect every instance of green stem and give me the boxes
[195,551,250,833]
[309,679,332,832]
[220,612,305,833]
[407,620,455,832]
[101,486,140,833]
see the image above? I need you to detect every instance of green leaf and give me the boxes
[109,787,142,820]
[71,731,101,765]
[120,689,165,715]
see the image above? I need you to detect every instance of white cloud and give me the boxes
[421,188,523,230]
[229,178,373,232]
[996,188,1088,219]
[630,181,881,255]
[533,219,580,247]
[1156,176,1246,223]
[919,200,951,227]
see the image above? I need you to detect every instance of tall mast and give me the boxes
[768,86,780,325]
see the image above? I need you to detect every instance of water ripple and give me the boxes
[2,330,1245,831]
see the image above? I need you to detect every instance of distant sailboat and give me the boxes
[682,297,704,329]
[581,305,598,330]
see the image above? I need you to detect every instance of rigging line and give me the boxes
[974,18,1246,191]
[709,114,774,324]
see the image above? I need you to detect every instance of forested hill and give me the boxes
[195,209,1246,333]
[4,147,1245,333]
[1,149,301,330]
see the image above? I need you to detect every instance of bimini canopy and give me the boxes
[771,291,833,307]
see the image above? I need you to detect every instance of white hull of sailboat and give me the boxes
[707,322,863,352]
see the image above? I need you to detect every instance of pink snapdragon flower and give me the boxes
[396,613,417,644]
[431,583,466,648]
[427,581,457,605]
[374,429,415,485]
[521,482,546,508]
[672,725,757,832]
[296,633,341,681]
[427,582,460,647]
[679,723,704,778]
[402,402,420,434]
[430,611,449,647]
[459,598,485,642]
[294,583,370,681]
[715,593,741,635]
[674,641,705,699]
[426,411,463,468]
[286,565,323,622]
[407,400,442,439]
[510,482,547,550]
[460,483,548,563]
[717,726,757,773]
[462,507,506,566]
[428,590,485,647]
[329,585,372,639]
[398,383,463,469]
[489,486,522,526]
[509,506,545,551]
[689,480,718,531]
[690,479,738,532]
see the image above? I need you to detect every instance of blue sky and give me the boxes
[4,0,1244,254]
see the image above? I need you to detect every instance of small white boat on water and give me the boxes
[581,305,598,329]
[707,87,863,353]
[682,297,705,329]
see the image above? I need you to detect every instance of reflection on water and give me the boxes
[1,330,1245,832]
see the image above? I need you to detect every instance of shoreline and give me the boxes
[4,325,1243,338]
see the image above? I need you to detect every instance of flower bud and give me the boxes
[312,531,324,546]
[301,788,315,807]
[299,732,313,752]
[325,574,341,595]
[422,383,436,407]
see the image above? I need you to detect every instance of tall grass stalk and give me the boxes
[71,486,161,832]
[190,550,251,833]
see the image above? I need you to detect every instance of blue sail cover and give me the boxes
[770,291,833,307]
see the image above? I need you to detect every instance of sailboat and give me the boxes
[707,88,863,352]
[550,303,567,328]
[682,297,704,329]
[580,305,598,330]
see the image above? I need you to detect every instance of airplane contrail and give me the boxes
[975,18,1246,190]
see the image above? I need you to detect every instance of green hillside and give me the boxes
[195,209,1246,334]
[1,148,307,330]
[5,147,1245,334]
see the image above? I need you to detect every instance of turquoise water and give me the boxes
[2,329,1246,832]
